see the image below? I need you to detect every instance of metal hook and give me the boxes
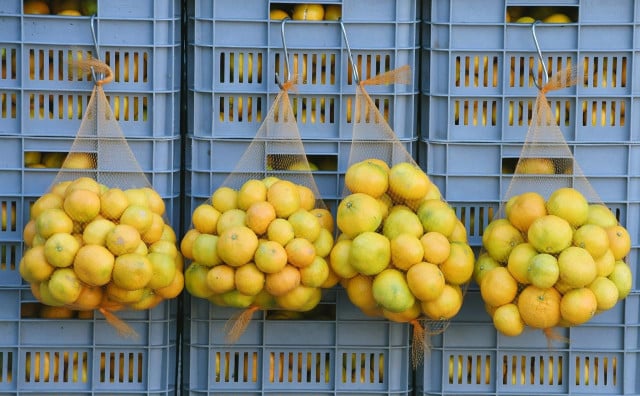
[530,20,549,90]
[89,14,103,83]
[339,19,359,86]
[275,17,292,89]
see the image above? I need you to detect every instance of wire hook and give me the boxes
[339,19,359,86]
[90,13,103,83]
[275,17,292,89]
[530,20,549,90]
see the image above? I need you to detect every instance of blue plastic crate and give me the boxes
[0,0,180,138]
[0,135,181,287]
[182,288,412,395]
[421,0,637,143]
[187,0,420,140]
[0,287,177,395]
[416,290,640,396]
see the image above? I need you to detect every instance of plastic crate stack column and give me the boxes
[184,0,420,394]
[0,1,181,394]
[418,0,640,395]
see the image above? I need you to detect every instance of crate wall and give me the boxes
[187,0,420,141]
[0,288,178,395]
[182,288,412,395]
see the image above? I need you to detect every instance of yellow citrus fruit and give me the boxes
[216,208,247,235]
[345,159,389,198]
[211,187,238,213]
[269,8,289,20]
[267,180,301,218]
[345,274,378,311]
[588,276,619,312]
[73,244,115,286]
[388,162,430,201]
[586,204,618,228]
[245,201,276,236]
[492,303,525,337]
[299,256,330,287]
[558,246,597,288]
[265,264,301,296]
[155,270,184,299]
[30,193,63,220]
[100,188,129,220]
[480,266,518,307]
[123,188,150,208]
[141,213,165,244]
[38,280,66,306]
[516,157,555,174]
[320,267,340,289]
[417,199,458,238]
[608,260,632,300]
[112,253,153,290]
[146,252,177,289]
[517,285,561,329]
[254,240,288,274]
[506,192,547,232]
[267,217,295,246]
[235,262,265,296]
[217,225,259,267]
[573,224,610,259]
[297,185,317,212]
[383,301,422,323]
[191,204,220,234]
[43,232,80,268]
[420,231,451,265]
[35,208,74,239]
[349,231,390,276]
[594,249,616,277]
[527,215,573,254]
[237,179,268,211]
[19,245,55,283]
[142,187,166,216]
[68,284,103,311]
[439,241,474,285]
[65,177,101,195]
[560,287,597,325]
[390,233,424,271]
[285,237,316,268]
[406,261,445,302]
[205,264,235,294]
[329,239,358,279]
[82,218,116,245]
[472,252,500,286]
[546,187,589,228]
[120,205,154,235]
[288,209,321,242]
[48,267,82,304]
[605,225,631,260]
[372,268,415,313]
[382,207,423,239]
[324,4,341,20]
[309,208,334,233]
[219,289,256,309]
[421,283,463,321]
[527,253,560,289]
[179,228,200,260]
[105,224,141,256]
[160,224,177,243]
[24,0,51,14]
[191,233,221,267]
[291,3,325,20]
[312,227,334,258]
[506,242,536,284]
[105,282,145,304]
[336,193,383,238]
[277,285,322,311]
[482,219,524,263]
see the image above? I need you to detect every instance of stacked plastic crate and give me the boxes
[418,0,639,394]
[184,0,420,394]
[0,1,181,393]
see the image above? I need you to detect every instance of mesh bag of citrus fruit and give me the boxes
[475,65,633,343]
[19,59,184,338]
[180,76,338,343]
[331,64,475,366]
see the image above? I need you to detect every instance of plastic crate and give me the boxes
[0,287,177,395]
[182,288,412,395]
[416,290,640,395]
[187,0,420,140]
[421,0,637,143]
[0,135,182,287]
[0,0,180,138]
